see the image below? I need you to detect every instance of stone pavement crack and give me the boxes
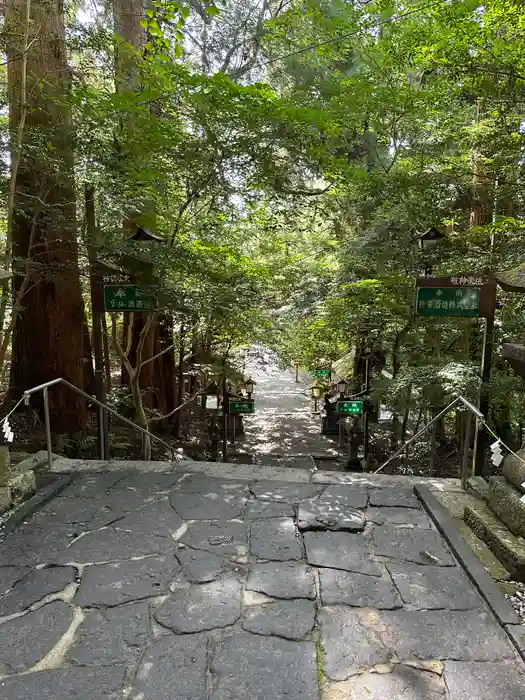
[1,466,525,699]
[204,631,215,700]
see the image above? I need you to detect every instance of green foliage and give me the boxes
[4,0,525,450]
[139,0,219,59]
[257,0,525,440]
[380,361,480,415]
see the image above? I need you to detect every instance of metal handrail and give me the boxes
[373,394,484,478]
[346,388,368,400]
[22,378,175,471]
[326,388,368,405]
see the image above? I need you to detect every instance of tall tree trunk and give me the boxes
[101,313,112,392]
[6,0,88,431]
[153,315,176,420]
[83,316,95,394]
[114,0,147,84]
[114,0,172,413]
[469,98,491,228]
[120,312,156,403]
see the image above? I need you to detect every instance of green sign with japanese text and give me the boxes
[313,369,331,378]
[416,287,481,317]
[337,400,364,415]
[229,400,255,414]
[103,285,157,312]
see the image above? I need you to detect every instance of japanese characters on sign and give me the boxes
[416,275,486,289]
[449,276,484,286]
[416,287,481,317]
[103,285,157,312]
[313,369,331,378]
[102,274,130,284]
[228,400,255,414]
[415,275,496,319]
[336,400,364,415]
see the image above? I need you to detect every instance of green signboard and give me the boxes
[104,285,157,312]
[337,400,364,415]
[313,369,331,378]
[416,287,481,318]
[229,400,255,415]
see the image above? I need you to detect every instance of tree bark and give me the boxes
[153,315,176,421]
[101,313,112,392]
[114,0,148,87]
[113,0,174,414]
[7,0,88,431]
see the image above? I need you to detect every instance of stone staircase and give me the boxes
[0,447,49,516]
[464,453,525,582]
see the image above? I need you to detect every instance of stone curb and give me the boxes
[0,473,75,537]
[415,484,525,663]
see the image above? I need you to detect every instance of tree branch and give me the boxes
[125,312,134,357]
[279,183,332,196]
[228,0,270,80]
[140,341,175,369]
[112,315,134,380]
[148,385,202,423]
[134,312,156,377]
[170,189,198,245]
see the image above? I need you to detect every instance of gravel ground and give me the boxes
[506,581,525,623]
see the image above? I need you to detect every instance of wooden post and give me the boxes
[474,282,497,476]
[429,417,437,477]
[461,411,473,489]
[210,417,219,461]
[230,414,236,446]
[363,357,370,458]
[348,416,362,468]
[173,325,185,439]
[222,376,228,462]
[85,184,109,459]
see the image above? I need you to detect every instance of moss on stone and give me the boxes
[464,503,525,582]
[455,521,510,582]
[487,476,525,539]
[316,639,325,684]
[502,451,525,494]
[0,446,10,487]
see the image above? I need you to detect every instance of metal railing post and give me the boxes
[374,395,484,476]
[20,377,176,462]
[42,386,53,471]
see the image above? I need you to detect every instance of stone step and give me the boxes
[0,486,11,514]
[502,450,525,493]
[464,502,525,582]
[0,446,10,487]
[434,489,518,593]
[487,476,525,539]
[467,475,489,500]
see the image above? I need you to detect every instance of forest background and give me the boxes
[1,0,525,472]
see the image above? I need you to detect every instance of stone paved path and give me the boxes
[1,468,525,699]
[241,363,341,463]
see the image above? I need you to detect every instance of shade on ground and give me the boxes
[1,470,524,699]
